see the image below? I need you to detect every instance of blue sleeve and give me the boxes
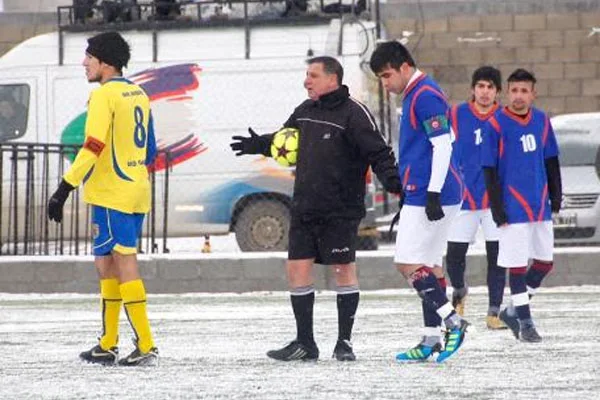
[480,120,498,167]
[414,91,451,139]
[544,118,559,159]
[145,111,157,166]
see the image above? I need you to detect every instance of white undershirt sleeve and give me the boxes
[428,133,453,193]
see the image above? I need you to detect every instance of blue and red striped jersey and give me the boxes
[450,101,499,210]
[399,73,463,206]
[481,106,559,223]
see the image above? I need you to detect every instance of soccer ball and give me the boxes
[270,127,299,167]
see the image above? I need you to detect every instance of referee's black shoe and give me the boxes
[332,339,356,361]
[267,340,319,361]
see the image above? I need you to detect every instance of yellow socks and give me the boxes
[99,278,121,350]
[120,279,155,353]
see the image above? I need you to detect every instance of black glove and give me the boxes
[383,175,403,194]
[230,127,265,156]
[425,191,444,221]
[48,180,75,223]
[490,207,508,227]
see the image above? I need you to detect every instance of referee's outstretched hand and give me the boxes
[425,191,444,221]
[230,127,263,156]
[48,180,75,223]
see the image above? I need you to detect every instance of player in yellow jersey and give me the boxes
[47,31,158,366]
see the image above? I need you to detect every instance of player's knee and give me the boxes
[332,263,357,281]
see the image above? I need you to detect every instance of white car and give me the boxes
[551,112,600,245]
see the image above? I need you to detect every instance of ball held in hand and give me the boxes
[270,127,299,167]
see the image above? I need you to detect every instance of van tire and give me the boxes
[234,199,290,252]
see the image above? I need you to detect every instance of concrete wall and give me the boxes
[383,0,600,115]
[0,249,597,293]
[2,0,68,13]
[0,13,55,56]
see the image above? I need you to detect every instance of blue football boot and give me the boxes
[396,338,442,362]
[436,319,469,363]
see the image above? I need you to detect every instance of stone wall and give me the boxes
[383,1,600,115]
[2,0,67,13]
[0,12,55,56]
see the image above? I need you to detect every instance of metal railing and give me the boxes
[0,142,171,256]
[56,0,371,64]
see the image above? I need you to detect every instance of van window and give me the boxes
[555,127,600,166]
[0,84,29,141]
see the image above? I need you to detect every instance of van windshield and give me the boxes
[555,127,600,166]
[0,84,29,142]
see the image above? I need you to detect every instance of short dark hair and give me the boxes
[369,41,416,74]
[307,56,343,85]
[472,66,502,91]
[507,68,537,86]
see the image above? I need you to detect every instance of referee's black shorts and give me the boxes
[288,215,361,265]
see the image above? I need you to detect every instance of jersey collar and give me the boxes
[501,106,533,126]
[402,69,426,97]
[468,101,499,121]
[105,77,134,85]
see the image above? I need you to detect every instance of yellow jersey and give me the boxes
[64,77,157,214]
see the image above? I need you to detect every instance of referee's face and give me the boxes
[304,63,339,100]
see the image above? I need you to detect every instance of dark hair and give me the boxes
[369,41,416,74]
[507,68,537,86]
[307,56,343,85]
[472,66,502,91]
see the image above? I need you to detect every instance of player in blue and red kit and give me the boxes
[446,66,508,330]
[481,68,562,342]
[370,41,468,363]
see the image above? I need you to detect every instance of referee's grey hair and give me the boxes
[307,56,343,85]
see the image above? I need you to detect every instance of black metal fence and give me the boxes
[0,142,171,256]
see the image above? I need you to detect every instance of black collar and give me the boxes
[313,85,349,109]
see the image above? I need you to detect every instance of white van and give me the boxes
[0,7,384,252]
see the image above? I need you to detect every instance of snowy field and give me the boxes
[1,287,599,400]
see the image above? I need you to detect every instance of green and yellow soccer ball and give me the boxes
[270,127,299,167]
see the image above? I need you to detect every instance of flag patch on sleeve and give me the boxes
[423,115,449,135]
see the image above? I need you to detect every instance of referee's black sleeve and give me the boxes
[348,103,402,194]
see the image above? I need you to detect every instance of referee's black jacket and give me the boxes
[261,85,402,220]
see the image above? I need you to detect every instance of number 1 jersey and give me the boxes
[64,78,157,214]
[451,101,499,210]
[480,106,559,224]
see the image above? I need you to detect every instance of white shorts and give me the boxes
[394,204,461,267]
[497,221,554,268]
[447,209,500,243]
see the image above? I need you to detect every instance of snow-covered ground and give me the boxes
[1,287,599,399]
